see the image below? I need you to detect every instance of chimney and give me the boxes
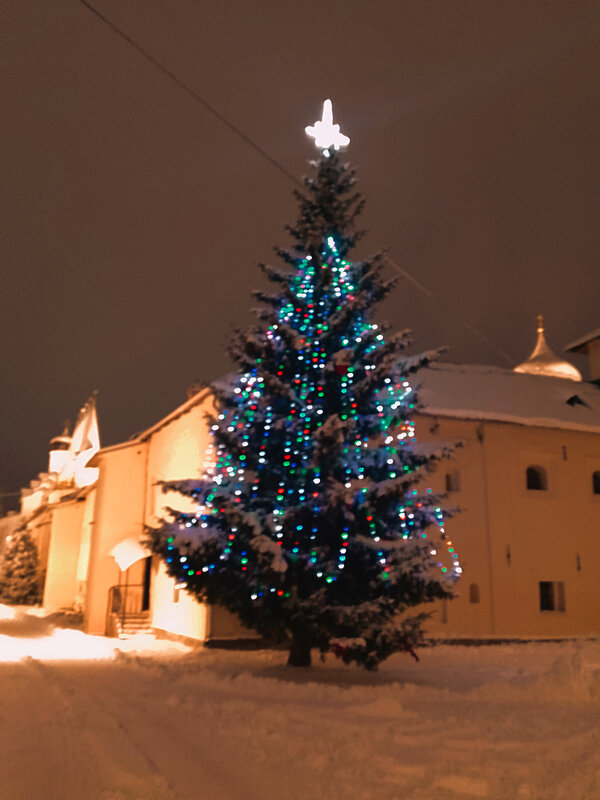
[565,329,600,385]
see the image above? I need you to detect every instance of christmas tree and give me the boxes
[0,528,41,605]
[151,101,460,669]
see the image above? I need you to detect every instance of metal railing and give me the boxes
[105,584,144,637]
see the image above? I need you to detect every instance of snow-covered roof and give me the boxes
[417,362,600,433]
[565,328,600,353]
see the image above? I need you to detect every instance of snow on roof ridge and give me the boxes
[417,361,600,434]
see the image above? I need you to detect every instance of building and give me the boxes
[81,389,246,641]
[3,396,101,610]
[566,327,600,386]
[422,318,599,637]
[2,320,598,642]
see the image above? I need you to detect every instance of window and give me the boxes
[539,581,565,612]
[526,465,548,491]
[469,583,480,604]
[593,471,600,495]
[445,470,460,493]
[173,586,181,604]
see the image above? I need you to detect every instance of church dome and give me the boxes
[514,315,582,382]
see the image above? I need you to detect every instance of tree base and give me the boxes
[287,630,312,667]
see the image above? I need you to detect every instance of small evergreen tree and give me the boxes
[151,104,460,669]
[0,528,41,605]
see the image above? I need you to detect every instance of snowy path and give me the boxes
[0,607,599,800]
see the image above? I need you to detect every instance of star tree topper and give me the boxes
[305,99,350,151]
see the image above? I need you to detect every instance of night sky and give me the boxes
[2,0,599,506]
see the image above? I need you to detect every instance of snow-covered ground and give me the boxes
[1,605,599,800]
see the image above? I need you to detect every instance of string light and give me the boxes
[151,141,461,670]
[166,229,461,594]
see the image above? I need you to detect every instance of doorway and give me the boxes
[142,556,152,612]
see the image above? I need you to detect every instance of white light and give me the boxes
[305,99,350,151]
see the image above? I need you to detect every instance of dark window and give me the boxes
[173,586,180,604]
[445,470,460,493]
[469,583,480,603]
[593,471,600,495]
[526,465,548,491]
[539,581,565,612]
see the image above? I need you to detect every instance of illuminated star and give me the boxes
[305,99,350,151]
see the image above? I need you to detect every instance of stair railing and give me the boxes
[105,584,145,637]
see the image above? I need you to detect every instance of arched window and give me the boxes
[469,583,480,604]
[593,471,600,495]
[526,465,548,491]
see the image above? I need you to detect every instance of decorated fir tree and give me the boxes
[151,101,460,669]
[0,528,41,605]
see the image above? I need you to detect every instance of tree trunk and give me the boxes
[287,627,312,667]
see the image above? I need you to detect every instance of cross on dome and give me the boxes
[305,99,350,152]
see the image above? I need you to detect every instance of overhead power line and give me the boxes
[78,0,515,367]
[384,256,515,365]
[78,0,300,187]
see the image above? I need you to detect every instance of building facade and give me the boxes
[416,365,600,638]
[2,323,599,642]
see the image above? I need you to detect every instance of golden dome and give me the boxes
[514,315,582,382]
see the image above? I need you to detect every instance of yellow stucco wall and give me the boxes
[43,498,86,611]
[76,393,599,643]
[81,393,249,640]
[416,414,600,638]
[144,399,214,527]
[151,560,208,640]
[83,442,148,634]
[143,395,250,640]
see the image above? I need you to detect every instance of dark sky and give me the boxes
[2,0,599,505]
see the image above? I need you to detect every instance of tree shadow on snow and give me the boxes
[196,647,429,688]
